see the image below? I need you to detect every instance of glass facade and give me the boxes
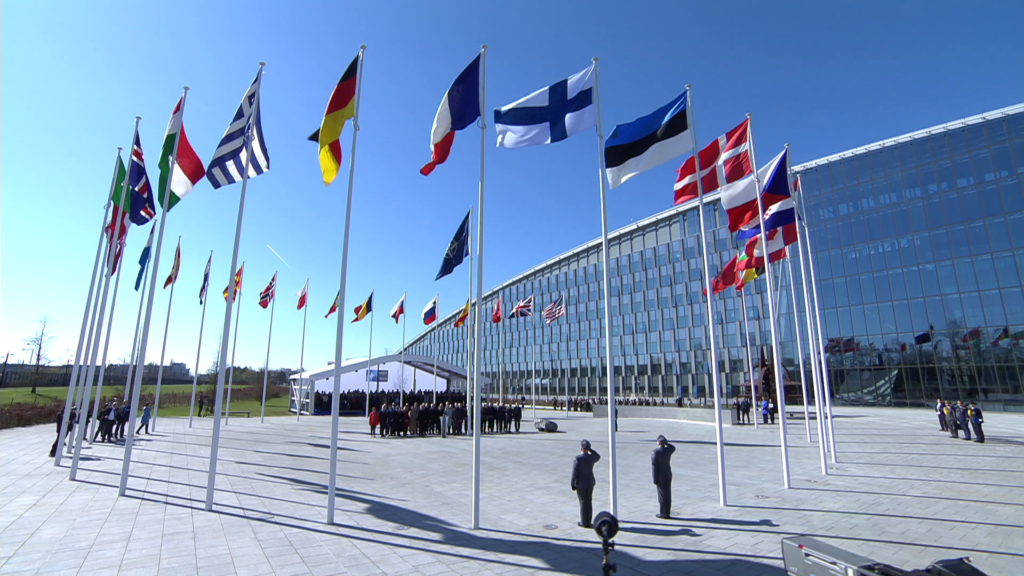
[407,104,1024,411]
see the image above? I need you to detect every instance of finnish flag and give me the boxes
[494,64,596,149]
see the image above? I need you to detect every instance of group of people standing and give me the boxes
[368,402,469,438]
[936,398,985,443]
[48,400,151,457]
[731,397,778,425]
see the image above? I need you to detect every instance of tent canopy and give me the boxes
[289,354,491,387]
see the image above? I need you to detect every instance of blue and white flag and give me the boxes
[206,67,270,189]
[494,64,596,149]
[135,224,155,291]
[604,89,692,189]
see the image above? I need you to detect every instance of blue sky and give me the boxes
[2,1,1022,376]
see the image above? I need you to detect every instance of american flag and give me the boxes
[510,295,533,319]
[542,295,565,325]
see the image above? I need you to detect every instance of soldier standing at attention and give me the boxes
[652,435,676,519]
[570,439,601,528]
[935,398,947,432]
[968,402,985,443]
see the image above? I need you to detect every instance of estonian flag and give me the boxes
[604,89,692,189]
[435,210,471,281]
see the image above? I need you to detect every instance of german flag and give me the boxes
[453,299,470,328]
[318,54,360,186]
[352,291,373,323]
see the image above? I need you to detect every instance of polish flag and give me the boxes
[420,55,481,176]
[674,118,751,204]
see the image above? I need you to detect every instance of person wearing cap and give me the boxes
[652,435,676,519]
[968,402,985,443]
[570,439,601,528]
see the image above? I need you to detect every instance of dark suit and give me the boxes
[571,449,601,527]
[652,443,676,517]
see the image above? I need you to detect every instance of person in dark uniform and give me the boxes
[513,403,523,433]
[935,398,947,431]
[652,435,676,518]
[955,401,971,441]
[496,404,506,434]
[944,401,958,438]
[49,407,77,457]
[570,439,601,528]
[968,402,985,443]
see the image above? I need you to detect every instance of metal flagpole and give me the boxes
[260,273,277,423]
[366,295,374,416]
[687,86,728,505]
[224,263,245,425]
[740,289,758,429]
[432,296,438,404]
[466,206,473,412]
[328,46,365,525]
[56,147,121,466]
[123,258,151,404]
[532,304,537,419]
[401,292,407,408]
[71,117,137,479]
[792,180,828,475]
[593,58,619,515]
[470,44,487,530]
[202,68,262,509]
[151,237,181,431]
[297,280,308,421]
[499,297,504,404]
[747,113,791,489]
[563,291,569,417]
[88,236,127,440]
[189,251,212,428]
[73,241,109,427]
[798,183,837,462]
[786,257,811,442]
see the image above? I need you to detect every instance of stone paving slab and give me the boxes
[2,406,1023,575]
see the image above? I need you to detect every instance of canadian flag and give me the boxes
[674,118,751,205]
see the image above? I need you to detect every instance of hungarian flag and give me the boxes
[390,293,406,323]
[422,296,438,326]
[316,54,359,186]
[420,54,481,176]
[258,273,276,309]
[491,296,502,323]
[454,299,470,328]
[105,156,130,254]
[352,291,373,323]
[326,290,340,318]
[674,118,751,204]
[164,240,181,288]
[158,96,207,211]
[297,281,308,310]
[199,254,212,304]
[223,264,244,302]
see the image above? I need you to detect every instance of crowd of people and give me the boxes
[936,398,985,442]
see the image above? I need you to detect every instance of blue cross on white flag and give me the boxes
[494,64,596,149]
[206,66,270,189]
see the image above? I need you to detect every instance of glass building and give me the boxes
[406,104,1024,412]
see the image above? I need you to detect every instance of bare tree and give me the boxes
[23,316,55,394]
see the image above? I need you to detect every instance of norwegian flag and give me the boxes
[510,295,534,319]
[297,281,308,310]
[674,118,751,205]
[258,273,276,309]
[542,295,565,325]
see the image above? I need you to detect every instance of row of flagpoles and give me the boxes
[57,45,839,528]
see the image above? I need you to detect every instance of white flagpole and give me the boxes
[55,147,121,466]
[532,307,537,419]
[260,273,277,423]
[740,289,758,430]
[498,298,503,405]
[224,269,245,425]
[151,237,181,432]
[467,207,473,410]
[563,291,569,417]
[204,67,263,510]
[72,117,137,479]
[432,296,438,404]
[88,235,128,440]
[747,113,791,489]
[366,298,374,415]
[470,44,487,530]
[123,259,151,404]
[786,257,811,441]
[688,86,728,505]
[593,58,619,515]
[401,292,407,408]
[297,280,308,421]
[73,241,108,426]
[797,181,837,462]
[188,251,212,428]
[791,180,828,475]
[328,46,365,525]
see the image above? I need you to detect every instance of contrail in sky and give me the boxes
[267,244,290,268]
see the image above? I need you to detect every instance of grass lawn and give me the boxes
[155,393,293,418]
[2,384,203,407]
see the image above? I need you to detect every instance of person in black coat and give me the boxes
[570,439,601,528]
[513,403,523,433]
[968,402,985,443]
[49,407,77,457]
[652,435,676,518]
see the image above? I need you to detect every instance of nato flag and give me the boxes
[436,210,471,281]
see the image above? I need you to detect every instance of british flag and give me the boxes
[674,118,751,205]
[510,295,533,319]
[128,132,156,225]
[542,295,565,325]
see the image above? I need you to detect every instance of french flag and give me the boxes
[422,296,438,326]
[420,55,481,176]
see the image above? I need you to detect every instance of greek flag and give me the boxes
[206,67,270,189]
[494,64,596,149]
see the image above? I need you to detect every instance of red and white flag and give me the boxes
[491,296,502,324]
[390,292,406,323]
[736,228,788,271]
[674,118,751,205]
[297,281,308,310]
[258,273,276,309]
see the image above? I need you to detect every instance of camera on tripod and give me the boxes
[592,511,618,575]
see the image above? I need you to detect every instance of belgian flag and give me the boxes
[315,54,360,186]
[352,291,373,323]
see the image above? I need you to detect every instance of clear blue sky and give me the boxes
[2,1,1022,376]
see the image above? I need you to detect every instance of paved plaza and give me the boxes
[2,405,1022,576]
